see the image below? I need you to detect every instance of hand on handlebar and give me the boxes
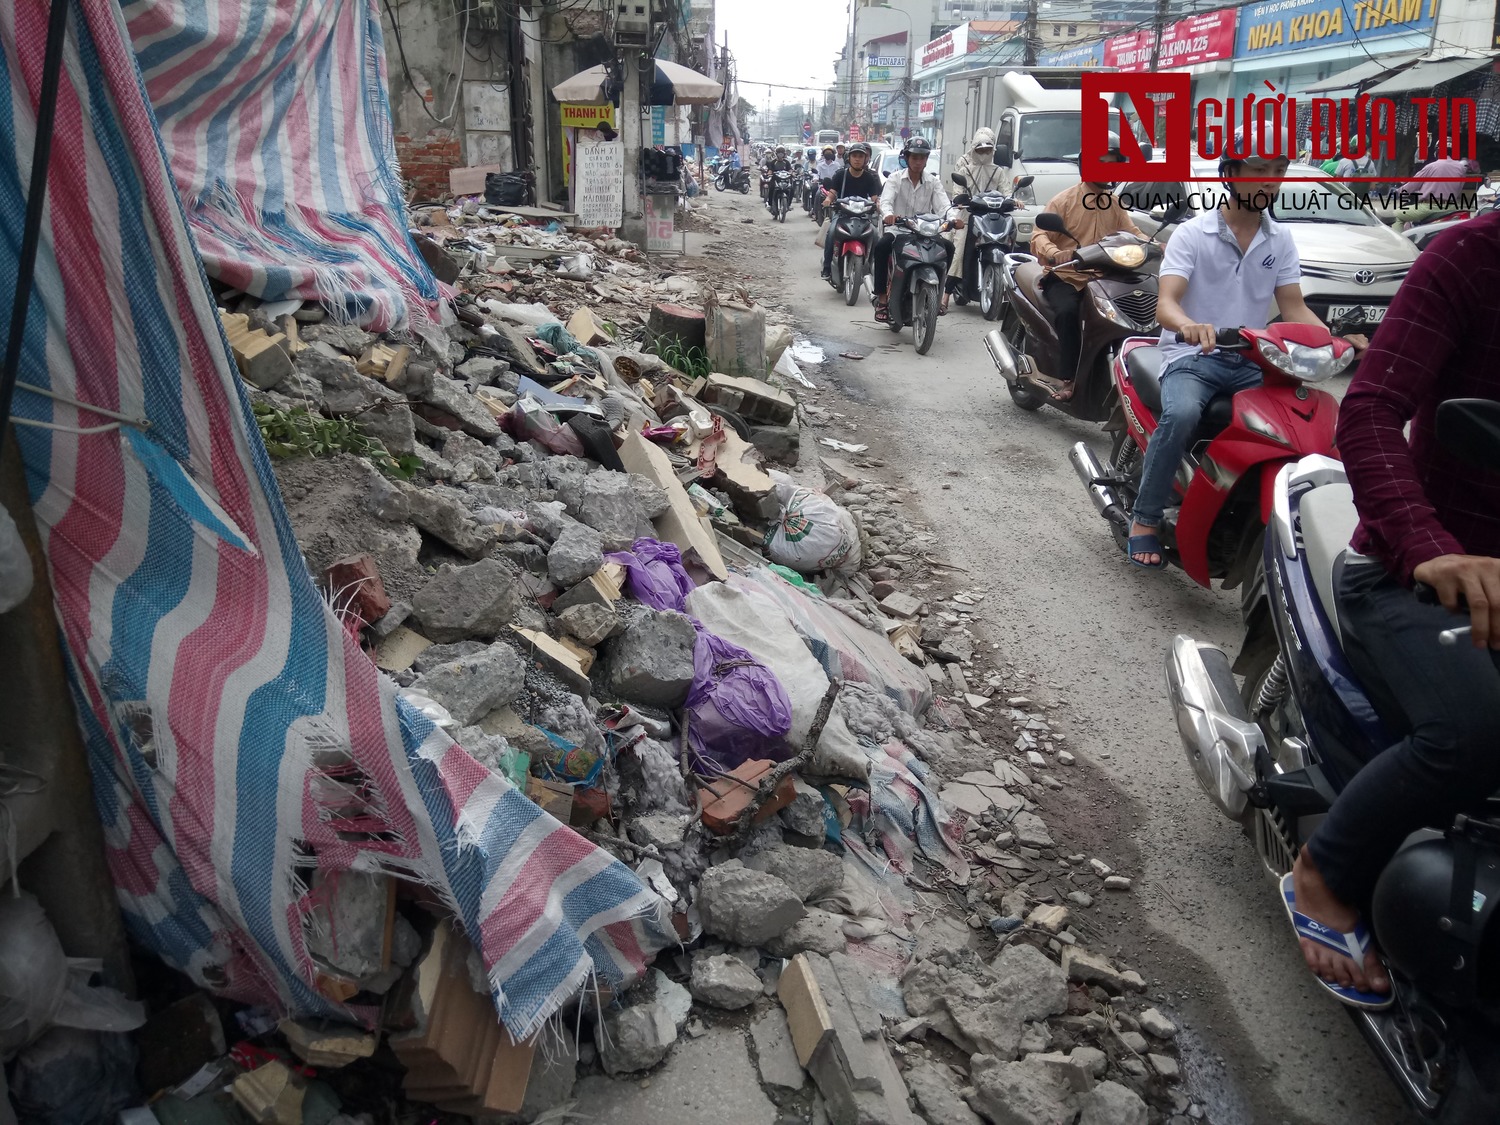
[1413,554,1500,649]
[1342,332,1370,353]
[1178,323,1218,353]
[883,214,897,226]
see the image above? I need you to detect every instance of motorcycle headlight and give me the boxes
[913,218,942,237]
[1105,244,1147,269]
[1256,338,1352,383]
[1094,294,1125,325]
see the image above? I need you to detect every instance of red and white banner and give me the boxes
[1103,29,1154,72]
[1157,8,1236,69]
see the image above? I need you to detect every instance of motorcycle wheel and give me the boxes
[738,182,749,194]
[844,257,863,307]
[1001,308,1046,411]
[713,179,726,192]
[778,197,788,222]
[981,265,1003,321]
[913,285,939,355]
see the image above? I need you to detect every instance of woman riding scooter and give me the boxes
[947,128,1005,303]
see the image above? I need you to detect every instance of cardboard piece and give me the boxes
[390,921,536,1113]
[376,626,432,673]
[526,776,574,822]
[510,626,592,697]
[618,429,728,582]
[566,306,613,347]
[449,164,505,196]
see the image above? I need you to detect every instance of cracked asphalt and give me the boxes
[696,186,1411,1125]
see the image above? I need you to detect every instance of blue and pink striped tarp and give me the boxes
[121,0,442,332]
[0,0,672,1038]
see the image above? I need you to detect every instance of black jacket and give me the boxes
[821,167,882,200]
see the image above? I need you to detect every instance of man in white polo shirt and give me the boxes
[1125,139,1366,567]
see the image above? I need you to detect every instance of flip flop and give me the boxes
[1126,532,1167,570]
[1280,874,1394,1010]
[874,305,890,323]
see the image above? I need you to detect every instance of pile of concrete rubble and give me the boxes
[76,204,1209,1125]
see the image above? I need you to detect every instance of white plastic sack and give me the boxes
[0,894,67,1060]
[480,301,556,327]
[0,504,33,615]
[684,583,869,780]
[765,471,862,577]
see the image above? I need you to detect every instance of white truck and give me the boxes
[938,68,1148,247]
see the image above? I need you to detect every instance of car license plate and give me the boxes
[1327,304,1386,323]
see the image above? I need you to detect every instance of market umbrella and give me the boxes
[551,59,723,107]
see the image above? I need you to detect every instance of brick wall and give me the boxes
[395,129,462,199]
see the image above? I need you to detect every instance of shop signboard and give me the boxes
[1158,8,1237,68]
[1234,0,1438,58]
[1103,28,1154,71]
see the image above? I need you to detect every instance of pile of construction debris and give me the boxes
[17,204,1207,1125]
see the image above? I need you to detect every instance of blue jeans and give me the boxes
[1131,350,1261,529]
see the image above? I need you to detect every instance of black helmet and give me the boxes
[847,142,870,158]
[903,136,932,157]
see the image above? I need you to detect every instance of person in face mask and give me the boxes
[1123,131,1368,569]
[1028,135,1143,401]
[947,128,1006,300]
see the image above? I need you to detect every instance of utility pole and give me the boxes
[620,48,646,246]
[1023,0,1038,65]
[1149,0,1169,71]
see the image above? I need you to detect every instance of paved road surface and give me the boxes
[710,190,1408,1124]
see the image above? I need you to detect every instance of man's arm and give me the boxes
[1157,274,1216,352]
[1272,285,1325,327]
[879,175,898,223]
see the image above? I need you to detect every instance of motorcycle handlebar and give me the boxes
[1169,328,1249,348]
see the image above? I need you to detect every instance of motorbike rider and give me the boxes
[873,136,961,321]
[1027,135,1144,402]
[815,146,841,182]
[1286,206,1500,1005]
[947,128,1006,298]
[819,141,883,279]
[761,145,793,203]
[835,143,847,163]
[1124,134,1367,568]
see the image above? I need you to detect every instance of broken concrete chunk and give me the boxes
[420,375,503,440]
[1012,810,1056,849]
[405,486,496,559]
[742,844,844,903]
[577,470,646,551]
[604,609,696,708]
[596,970,690,1075]
[279,1020,378,1068]
[1139,1007,1178,1039]
[628,813,689,851]
[486,321,547,377]
[904,1059,984,1125]
[305,869,392,982]
[1061,947,1136,995]
[697,860,805,946]
[411,639,487,674]
[946,995,1024,1061]
[966,1054,1090,1125]
[749,1007,805,1091]
[410,642,528,726]
[546,522,604,587]
[1078,1080,1148,1125]
[411,558,523,643]
[231,1059,306,1125]
[688,953,763,1010]
[988,943,1068,1022]
[556,602,621,647]
[764,907,848,958]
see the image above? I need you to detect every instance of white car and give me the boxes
[1125,162,1418,333]
[873,146,941,182]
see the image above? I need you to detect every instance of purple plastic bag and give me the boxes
[685,622,794,774]
[606,538,698,612]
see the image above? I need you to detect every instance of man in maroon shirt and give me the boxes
[1290,209,1500,1001]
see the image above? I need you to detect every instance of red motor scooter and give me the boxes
[1068,322,1356,591]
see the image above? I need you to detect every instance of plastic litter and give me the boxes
[606,539,697,612]
[507,398,587,457]
[479,301,556,327]
[8,1028,137,1125]
[0,893,67,1059]
[773,350,815,389]
[820,438,868,453]
[764,471,862,577]
[0,503,34,614]
[532,727,605,787]
[790,341,825,365]
[684,622,794,774]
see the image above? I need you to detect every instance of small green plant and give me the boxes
[652,335,712,380]
[252,401,415,479]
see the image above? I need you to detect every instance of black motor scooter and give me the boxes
[950,173,1032,321]
[1166,399,1500,1124]
[767,171,794,222]
[882,213,953,356]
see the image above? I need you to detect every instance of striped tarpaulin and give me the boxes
[120,0,442,332]
[0,0,672,1038]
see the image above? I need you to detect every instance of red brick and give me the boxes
[697,759,796,835]
[322,553,391,625]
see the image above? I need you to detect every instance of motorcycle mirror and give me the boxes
[1034,211,1072,240]
[1436,399,1500,472]
[952,172,968,187]
[1015,175,1034,189]
[1159,199,1191,226]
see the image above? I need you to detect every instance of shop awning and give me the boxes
[1301,52,1423,94]
[1365,53,1498,96]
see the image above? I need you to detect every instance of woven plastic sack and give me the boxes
[0,503,32,614]
[765,471,861,577]
[685,622,793,774]
[705,288,766,378]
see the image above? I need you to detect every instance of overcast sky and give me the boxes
[717,0,850,113]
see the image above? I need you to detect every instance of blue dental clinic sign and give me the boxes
[1039,40,1106,66]
[1234,0,1438,57]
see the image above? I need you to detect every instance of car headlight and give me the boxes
[1105,244,1147,269]
[1256,338,1353,382]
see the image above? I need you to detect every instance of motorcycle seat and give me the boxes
[1126,347,1235,439]
[1299,483,1360,646]
[1014,260,1047,311]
